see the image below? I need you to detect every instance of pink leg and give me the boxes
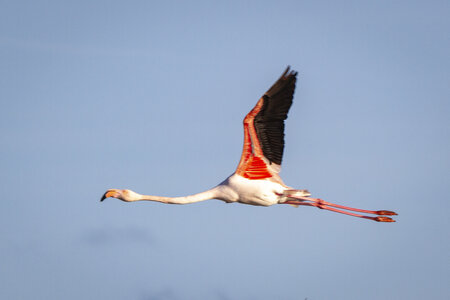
[283,197,397,222]
[290,195,397,216]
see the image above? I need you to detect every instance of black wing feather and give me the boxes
[254,67,297,165]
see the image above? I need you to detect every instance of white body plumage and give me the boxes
[216,174,287,206]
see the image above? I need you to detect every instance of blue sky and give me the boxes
[1,0,449,299]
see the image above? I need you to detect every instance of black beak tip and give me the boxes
[100,193,107,202]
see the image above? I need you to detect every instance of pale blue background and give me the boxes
[1,1,449,299]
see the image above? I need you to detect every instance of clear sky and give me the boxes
[1,0,449,299]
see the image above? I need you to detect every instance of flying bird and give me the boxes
[101,67,397,222]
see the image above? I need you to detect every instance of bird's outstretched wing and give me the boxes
[236,66,297,180]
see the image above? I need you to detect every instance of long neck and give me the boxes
[136,186,221,205]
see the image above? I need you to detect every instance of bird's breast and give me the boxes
[218,173,285,206]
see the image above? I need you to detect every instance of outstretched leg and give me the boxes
[283,190,397,222]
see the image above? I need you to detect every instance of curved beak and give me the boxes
[100,190,121,202]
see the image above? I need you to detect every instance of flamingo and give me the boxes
[101,67,397,222]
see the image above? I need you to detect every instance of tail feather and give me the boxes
[283,189,311,197]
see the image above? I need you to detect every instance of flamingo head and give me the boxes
[100,189,140,202]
